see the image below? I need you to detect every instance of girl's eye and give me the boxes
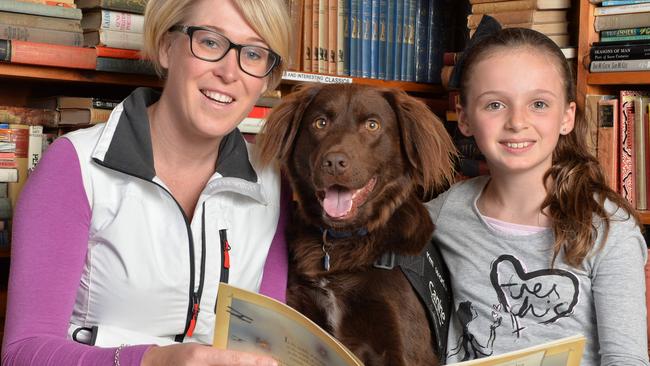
[532,101,548,109]
[313,118,327,129]
[486,102,503,110]
[365,120,380,131]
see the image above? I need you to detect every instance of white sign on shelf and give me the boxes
[282,71,353,84]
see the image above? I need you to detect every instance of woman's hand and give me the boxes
[140,343,278,366]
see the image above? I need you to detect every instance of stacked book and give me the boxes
[77,0,153,75]
[588,0,650,73]
[466,0,575,58]
[0,0,82,47]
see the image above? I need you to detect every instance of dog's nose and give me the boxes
[322,152,349,175]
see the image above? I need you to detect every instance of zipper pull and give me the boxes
[186,295,199,337]
[223,240,231,269]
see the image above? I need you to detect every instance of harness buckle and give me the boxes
[373,252,396,270]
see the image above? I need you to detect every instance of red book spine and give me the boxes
[10,39,96,70]
[95,46,142,60]
[248,106,272,119]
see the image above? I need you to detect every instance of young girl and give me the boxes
[426,28,649,365]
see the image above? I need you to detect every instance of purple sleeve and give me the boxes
[1,138,149,365]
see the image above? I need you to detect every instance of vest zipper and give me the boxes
[220,229,231,283]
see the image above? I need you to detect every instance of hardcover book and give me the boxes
[594,12,650,31]
[467,10,567,28]
[597,97,620,191]
[81,9,144,33]
[471,0,571,13]
[0,39,96,69]
[0,1,81,20]
[0,23,82,47]
[0,11,82,33]
[83,29,143,50]
[75,0,147,15]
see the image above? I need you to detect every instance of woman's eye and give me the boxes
[313,118,327,129]
[365,120,380,131]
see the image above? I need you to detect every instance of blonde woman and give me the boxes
[2,0,290,365]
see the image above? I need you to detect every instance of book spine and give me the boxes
[360,0,371,78]
[369,0,378,79]
[349,0,359,76]
[0,1,81,20]
[393,0,403,80]
[8,39,92,69]
[600,33,650,42]
[404,0,416,81]
[600,26,650,37]
[27,125,43,175]
[312,0,319,72]
[317,0,328,74]
[594,12,650,31]
[633,97,649,209]
[6,124,29,209]
[95,56,155,75]
[328,0,338,74]
[594,2,650,15]
[100,0,146,14]
[94,46,141,59]
[377,0,389,80]
[399,0,409,80]
[426,0,443,83]
[0,169,17,183]
[590,59,650,72]
[596,98,619,191]
[619,91,638,206]
[0,11,82,32]
[337,0,346,75]
[471,0,537,13]
[0,24,82,46]
[602,0,650,5]
[384,0,395,80]
[413,0,427,83]
[303,0,312,72]
[288,0,304,71]
[0,105,58,127]
[97,10,145,33]
[590,44,650,61]
[94,29,143,50]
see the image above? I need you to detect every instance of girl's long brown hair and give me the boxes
[458,27,640,268]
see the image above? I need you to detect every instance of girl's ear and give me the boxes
[456,105,473,137]
[560,101,577,135]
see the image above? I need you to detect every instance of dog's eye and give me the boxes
[365,120,380,131]
[313,118,328,129]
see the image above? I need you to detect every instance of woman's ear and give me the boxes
[456,105,473,137]
[158,33,174,70]
[560,101,577,135]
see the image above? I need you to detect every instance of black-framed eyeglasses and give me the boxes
[169,25,281,78]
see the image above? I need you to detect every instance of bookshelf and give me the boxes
[576,0,650,225]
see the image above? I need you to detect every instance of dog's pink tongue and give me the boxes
[323,187,353,218]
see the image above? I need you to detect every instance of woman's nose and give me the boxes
[212,48,239,83]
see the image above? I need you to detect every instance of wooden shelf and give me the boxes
[0,249,9,259]
[0,63,163,87]
[281,70,443,94]
[639,211,650,225]
[587,72,650,86]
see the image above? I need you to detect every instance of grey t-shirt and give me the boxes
[426,176,649,366]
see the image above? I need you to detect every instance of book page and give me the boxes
[213,283,362,366]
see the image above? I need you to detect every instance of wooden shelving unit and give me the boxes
[576,0,650,225]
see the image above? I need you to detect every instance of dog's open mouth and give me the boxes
[318,177,377,219]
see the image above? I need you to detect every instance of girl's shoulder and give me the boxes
[426,175,489,222]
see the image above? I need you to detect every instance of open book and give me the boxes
[213,283,585,366]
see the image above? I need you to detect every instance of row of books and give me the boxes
[586,90,650,211]
[466,0,574,49]
[289,0,445,83]
[0,0,153,75]
[588,0,650,73]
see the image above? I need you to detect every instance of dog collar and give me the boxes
[319,227,369,271]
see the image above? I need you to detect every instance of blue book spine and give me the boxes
[360,0,372,78]
[384,0,395,80]
[370,0,379,79]
[399,0,409,81]
[343,0,350,75]
[414,0,429,82]
[405,0,416,81]
[378,0,388,80]
[426,0,443,83]
[349,0,359,77]
[602,0,650,5]
[393,0,403,81]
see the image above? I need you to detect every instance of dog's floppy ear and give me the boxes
[256,83,322,167]
[382,88,458,200]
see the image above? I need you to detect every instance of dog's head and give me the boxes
[257,83,456,232]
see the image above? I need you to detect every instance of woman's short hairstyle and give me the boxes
[143,0,291,90]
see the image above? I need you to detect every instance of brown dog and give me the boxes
[256,83,456,365]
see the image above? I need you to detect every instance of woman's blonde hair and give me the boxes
[143,0,290,90]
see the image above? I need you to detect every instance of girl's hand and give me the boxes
[140,343,278,366]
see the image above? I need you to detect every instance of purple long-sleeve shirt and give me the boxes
[1,138,288,365]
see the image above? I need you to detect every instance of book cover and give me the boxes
[619,90,650,206]
[337,0,346,75]
[94,46,141,59]
[404,0,416,81]
[376,0,387,79]
[287,0,304,71]
[58,108,112,125]
[471,0,571,13]
[75,0,147,14]
[0,23,82,47]
[590,59,650,72]
[349,0,360,77]
[28,96,120,110]
[0,11,82,33]
[311,0,320,72]
[83,29,143,50]
[328,0,338,74]
[467,10,567,28]
[413,0,428,82]
[369,0,378,78]
[95,56,155,75]
[590,42,650,61]
[600,33,650,42]
[0,105,58,127]
[0,39,96,69]
[603,0,650,5]
[0,1,81,20]
[585,94,615,157]
[27,125,43,175]
[393,0,404,80]
[81,9,145,34]
[594,12,650,31]
[426,0,444,83]
[213,283,363,366]
[399,0,410,80]
[317,0,328,74]
[384,0,395,80]
[5,124,28,209]
[597,98,619,191]
[360,0,371,78]
[303,0,312,73]
[600,27,650,38]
